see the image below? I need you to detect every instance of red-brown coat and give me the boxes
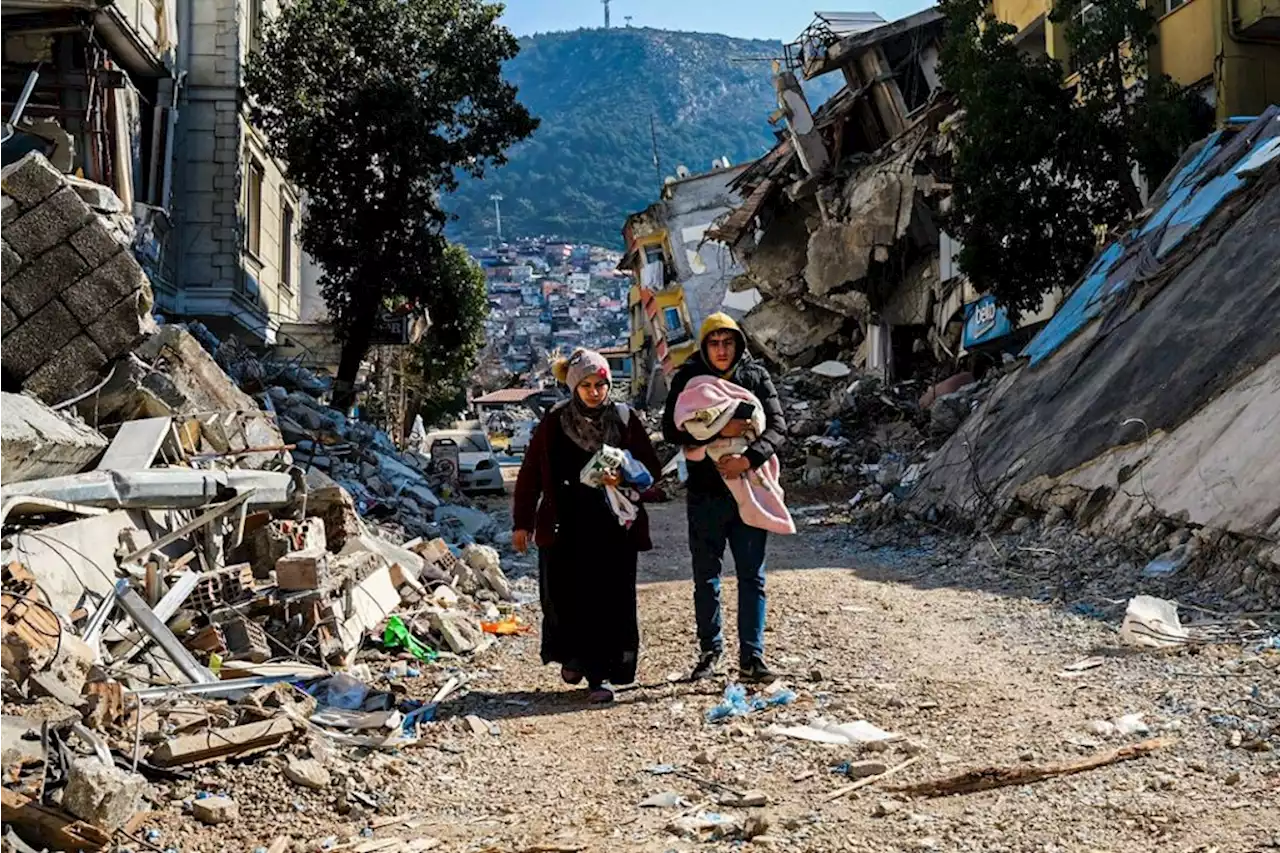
[512,406,662,550]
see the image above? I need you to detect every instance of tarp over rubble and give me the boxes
[911,110,1280,555]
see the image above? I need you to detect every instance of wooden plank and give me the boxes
[0,787,110,852]
[889,738,1172,797]
[147,717,294,768]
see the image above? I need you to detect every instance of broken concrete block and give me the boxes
[192,795,238,825]
[84,289,155,356]
[113,326,283,466]
[1,151,64,209]
[339,533,424,581]
[21,335,109,404]
[284,757,331,790]
[65,175,125,214]
[741,299,846,367]
[1,243,88,318]
[60,250,151,326]
[62,758,147,830]
[429,609,484,654]
[463,544,512,601]
[276,547,329,591]
[4,185,94,258]
[1,240,21,281]
[68,217,126,268]
[304,469,363,551]
[1,392,108,484]
[2,298,80,379]
[805,221,874,298]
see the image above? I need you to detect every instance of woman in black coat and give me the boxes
[512,349,661,703]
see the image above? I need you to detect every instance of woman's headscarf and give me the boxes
[551,349,624,453]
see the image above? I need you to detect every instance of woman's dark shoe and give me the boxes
[689,650,721,681]
[561,665,584,685]
[587,684,615,704]
[739,657,776,684]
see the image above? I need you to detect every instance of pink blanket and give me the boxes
[674,375,795,535]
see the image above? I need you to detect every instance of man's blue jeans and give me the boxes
[687,491,768,664]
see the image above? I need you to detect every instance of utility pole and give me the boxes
[602,0,611,28]
[624,15,633,26]
[489,193,504,244]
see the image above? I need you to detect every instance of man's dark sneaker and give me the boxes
[690,650,721,681]
[739,657,776,684]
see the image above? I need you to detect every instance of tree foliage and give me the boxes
[406,245,489,427]
[245,0,537,402]
[938,0,1210,317]
[938,0,1104,317]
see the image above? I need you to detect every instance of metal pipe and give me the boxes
[2,69,42,143]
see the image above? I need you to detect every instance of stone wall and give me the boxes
[1,153,155,404]
[169,0,302,341]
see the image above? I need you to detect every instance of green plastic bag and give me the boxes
[383,615,437,663]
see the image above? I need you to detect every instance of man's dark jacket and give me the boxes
[661,342,786,497]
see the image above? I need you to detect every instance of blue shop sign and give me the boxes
[963,295,1014,349]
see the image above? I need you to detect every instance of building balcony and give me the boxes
[1234,0,1280,37]
[1,0,175,76]
[1154,0,1218,88]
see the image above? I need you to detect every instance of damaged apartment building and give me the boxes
[709,8,1016,380]
[619,159,763,405]
[2,0,306,351]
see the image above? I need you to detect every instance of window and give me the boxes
[280,198,295,290]
[1165,0,1186,12]
[663,306,691,344]
[249,0,264,55]
[244,155,263,257]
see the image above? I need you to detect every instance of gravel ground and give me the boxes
[146,500,1279,853]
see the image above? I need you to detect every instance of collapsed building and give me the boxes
[707,8,1058,380]
[912,109,1280,604]
[1,153,528,850]
[619,160,765,405]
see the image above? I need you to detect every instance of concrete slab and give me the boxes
[1,393,108,485]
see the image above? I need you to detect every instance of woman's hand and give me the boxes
[513,529,532,554]
[601,471,622,488]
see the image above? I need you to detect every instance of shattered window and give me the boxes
[663,307,691,344]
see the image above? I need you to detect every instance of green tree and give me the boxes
[406,245,489,428]
[246,0,537,408]
[938,0,1104,317]
[939,0,1210,318]
[1051,0,1213,213]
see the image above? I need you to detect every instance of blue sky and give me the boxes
[499,0,934,41]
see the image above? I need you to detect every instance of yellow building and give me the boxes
[992,0,1280,121]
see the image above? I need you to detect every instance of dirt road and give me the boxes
[160,501,1278,853]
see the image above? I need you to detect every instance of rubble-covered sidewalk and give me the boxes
[2,153,529,852]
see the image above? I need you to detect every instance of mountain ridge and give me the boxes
[446,27,840,248]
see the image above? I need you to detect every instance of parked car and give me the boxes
[425,427,505,495]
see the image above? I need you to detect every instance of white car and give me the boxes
[426,428,505,495]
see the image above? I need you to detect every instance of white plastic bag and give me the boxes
[1118,595,1187,649]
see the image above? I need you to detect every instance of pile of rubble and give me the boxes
[775,360,995,513]
[1,153,529,851]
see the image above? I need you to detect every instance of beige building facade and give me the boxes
[166,0,302,345]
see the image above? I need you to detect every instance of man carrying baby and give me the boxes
[662,312,787,684]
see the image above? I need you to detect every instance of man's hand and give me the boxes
[718,419,752,439]
[513,529,532,554]
[716,454,751,479]
[601,471,622,488]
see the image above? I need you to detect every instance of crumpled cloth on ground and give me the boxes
[581,445,649,528]
[674,375,795,535]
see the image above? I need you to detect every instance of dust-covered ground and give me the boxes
[150,500,1278,853]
